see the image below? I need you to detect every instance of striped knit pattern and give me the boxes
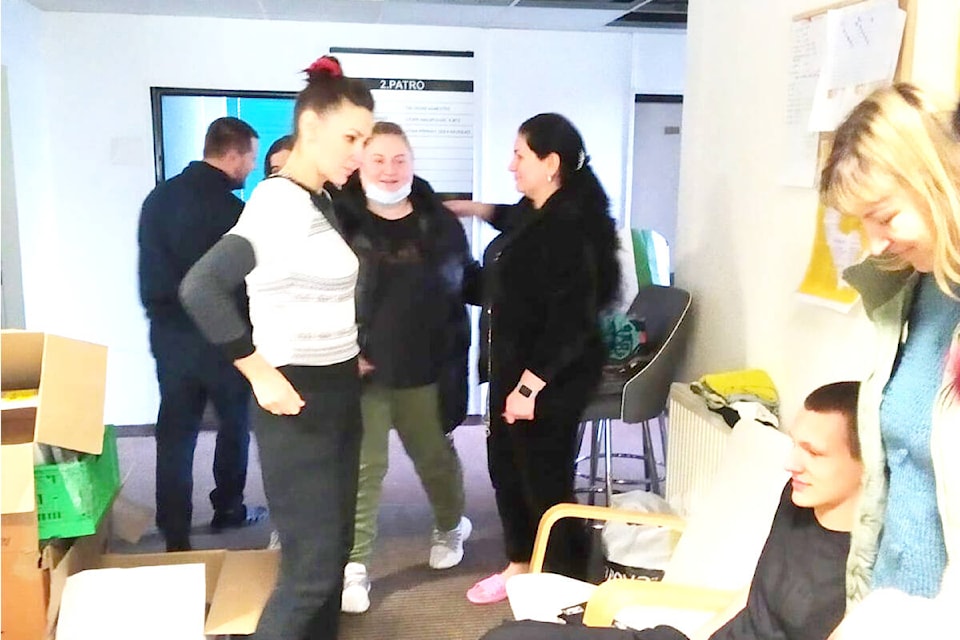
[230,179,360,367]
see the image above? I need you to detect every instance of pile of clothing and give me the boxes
[690,369,779,428]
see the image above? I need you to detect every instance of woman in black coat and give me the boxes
[450,113,621,604]
[330,122,481,614]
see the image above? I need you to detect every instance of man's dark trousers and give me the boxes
[151,323,251,547]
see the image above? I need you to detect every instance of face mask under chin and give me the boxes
[363,180,412,206]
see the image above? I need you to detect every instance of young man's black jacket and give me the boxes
[331,174,480,433]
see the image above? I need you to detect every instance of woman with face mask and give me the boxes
[330,121,480,614]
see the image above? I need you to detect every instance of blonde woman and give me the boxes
[819,83,960,638]
[330,121,478,613]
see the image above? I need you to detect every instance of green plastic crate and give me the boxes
[34,425,120,541]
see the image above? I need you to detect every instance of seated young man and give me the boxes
[480,381,863,640]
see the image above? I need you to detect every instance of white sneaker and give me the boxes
[429,516,472,570]
[341,562,371,614]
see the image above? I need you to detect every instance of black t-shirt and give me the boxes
[708,483,850,640]
[363,210,445,388]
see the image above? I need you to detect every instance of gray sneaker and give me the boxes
[429,516,472,569]
[341,562,371,614]
[266,529,281,550]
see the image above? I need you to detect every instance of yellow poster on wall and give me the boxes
[797,203,864,311]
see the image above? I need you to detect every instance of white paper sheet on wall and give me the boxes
[781,13,828,187]
[808,0,906,132]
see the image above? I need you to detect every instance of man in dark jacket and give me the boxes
[138,116,263,552]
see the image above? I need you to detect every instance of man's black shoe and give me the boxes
[210,505,269,531]
[165,537,192,552]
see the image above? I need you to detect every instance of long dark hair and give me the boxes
[263,134,294,177]
[293,55,374,134]
[519,113,621,310]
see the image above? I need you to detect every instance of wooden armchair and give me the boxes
[507,419,792,634]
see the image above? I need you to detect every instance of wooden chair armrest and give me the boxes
[529,503,687,573]
[583,579,738,627]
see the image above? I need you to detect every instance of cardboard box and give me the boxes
[1,331,109,523]
[1,516,108,640]
[1,512,48,640]
[1,331,108,640]
[56,549,280,638]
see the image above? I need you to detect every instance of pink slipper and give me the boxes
[466,572,508,604]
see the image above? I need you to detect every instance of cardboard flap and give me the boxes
[1,511,39,556]
[205,550,279,635]
[35,335,107,454]
[0,331,107,454]
[1,547,49,640]
[100,550,225,602]
[45,513,111,636]
[109,493,154,544]
[1,407,39,445]
[0,331,44,391]
[1,443,38,514]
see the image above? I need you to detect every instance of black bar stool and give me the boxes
[574,285,693,506]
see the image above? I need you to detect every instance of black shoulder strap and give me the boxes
[265,175,347,238]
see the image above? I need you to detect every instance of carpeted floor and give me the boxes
[112,424,514,639]
[111,421,656,639]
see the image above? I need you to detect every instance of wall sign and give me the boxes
[330,47,475,199]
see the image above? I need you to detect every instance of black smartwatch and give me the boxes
[518,384,534,398]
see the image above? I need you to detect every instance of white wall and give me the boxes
[630,101,683,250]
[907,0,960,99]
[2,6,682,424]
[632,29,686,96]
[1,0,50,330]
[478,28,636,221]
[1,68,27,329]
[675,0,875,420]
[674,0,959,419]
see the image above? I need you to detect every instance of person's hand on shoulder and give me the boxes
[444,200,494,221]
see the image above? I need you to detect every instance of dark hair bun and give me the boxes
[304,56,343,81]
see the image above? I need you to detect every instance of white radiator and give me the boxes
[665,383,732,517]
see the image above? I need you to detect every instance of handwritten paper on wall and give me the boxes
[782,13,828,187]
[781,0,906,187]
[798,204,863,312]
[808,0,906,132]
